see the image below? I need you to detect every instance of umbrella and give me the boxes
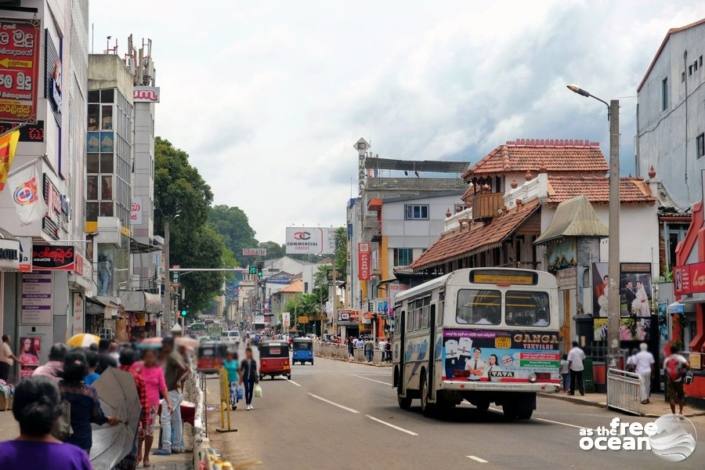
[66,333,100,348]
[90,368,141,469]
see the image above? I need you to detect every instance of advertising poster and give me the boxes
[18,336,40,378]
[546,239,577,273]
[0,19,41,122]
[442,329,560,383]
[32,245,75,271]
[358,242,371,281]
[620,263,652,317]
[21,272,52,325]
[592,262,609,316]
[593,317,650,342]
[285,227,335,255]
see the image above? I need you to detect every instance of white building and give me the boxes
[636,18,705,209]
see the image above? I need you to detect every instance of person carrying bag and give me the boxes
[239,347,259,411]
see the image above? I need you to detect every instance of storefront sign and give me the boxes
[358,242,371,281]
[0,19,41,122]
[72,292,84,335]
[17,236,31,272]
[32,245,75,271]
[0,238,19,269]
[133,86,160,103]
[690,352,702,371]
[21,272,52,325]
[130,197,143,224]
[0,120,44,142]
[556,267,577,289]
[674,262,705,295]
[242,247,267,257]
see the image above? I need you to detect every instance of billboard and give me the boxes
[242,247,267,257]
[358,242,371,280]
[133,86,160,103]
[285,227,336,255]
[0,19,41,122]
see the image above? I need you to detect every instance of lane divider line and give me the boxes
[467,455,488,463]
[353,374,393,386]
[365,415,418,436]
[287,379,302,387]
[308,393,359,414]
[534,416,584,429]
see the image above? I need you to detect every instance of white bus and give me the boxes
[392,268,561,419]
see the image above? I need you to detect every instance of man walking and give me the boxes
[567,341,585,396]
[153,337,188,456]
[634,343,655,404]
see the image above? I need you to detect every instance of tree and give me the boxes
[312,264,333,305]
[285,293,320,317]
[208,205,258,265]
[334,226,347,278]
[259,241,285,260]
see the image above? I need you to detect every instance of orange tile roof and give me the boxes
[463,139,608,179]
[411,198,540,270]
[279,279,304,294]
[546,175,655,204]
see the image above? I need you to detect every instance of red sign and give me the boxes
[674,262,705,295]
[0,19,40,122]
[358,242,371,281]
[32,245,75,271]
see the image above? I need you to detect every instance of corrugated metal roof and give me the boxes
[535,196,608,245]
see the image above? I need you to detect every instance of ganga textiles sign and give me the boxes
[32,245,76,271]
[0,19,41,122]
[674,262,705,295]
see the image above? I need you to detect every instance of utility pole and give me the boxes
[331,263,337,337]
[162,219,171,332]
[607,99,621,367]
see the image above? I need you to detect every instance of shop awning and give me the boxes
[535,195,608,245]
[119,291,161,313]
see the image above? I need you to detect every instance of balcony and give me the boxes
[470,192,505,219]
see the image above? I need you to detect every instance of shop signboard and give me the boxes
[242,248,267,257]
[285,226,335,255]
[0,19,41,123]
[358,242,370,281]
[32,244,75,271]
[21,272,52,325]
[0,238,19,269]
[442,329,561,382]
[674,262,705,296]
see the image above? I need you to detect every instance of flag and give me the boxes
[8,162,46,224]
[0,129,20,191]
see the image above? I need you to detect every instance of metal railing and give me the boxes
[606,368,644,415]
[315,342,392,366]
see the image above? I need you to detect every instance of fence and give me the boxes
[606,368,644,416]
[315,341,392,366]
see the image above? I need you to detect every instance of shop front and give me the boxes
[119,290,161,340]
[672,202,705,399]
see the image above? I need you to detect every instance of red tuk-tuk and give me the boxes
[259,340,291,380]
[197,341,228,373]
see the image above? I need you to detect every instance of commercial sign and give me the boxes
[21,272,52,325]
[130,197,143,225]
[133,86,160,103]
[285,227,336,255]
[358,242,371,281]
[0,238,19,269]
[0,120,43,142]
[0,19,41,122]
[242,247,267,257]
[32,245,76,271]
[674,262,705,295]
[72,292,83,335]
[17,236,31,272]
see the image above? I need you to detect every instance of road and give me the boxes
[206,355,705,470]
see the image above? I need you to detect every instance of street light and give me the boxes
[566,84,621,368]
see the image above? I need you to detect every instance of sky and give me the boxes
[92,0,705,243]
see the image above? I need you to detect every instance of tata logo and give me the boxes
[489,370,515,378]
[293,231,311,240]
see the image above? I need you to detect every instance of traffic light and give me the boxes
[256,261,264,278]
[181,309,187,318]
[248,265,257,275]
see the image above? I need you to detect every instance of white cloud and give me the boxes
[92,0,705,241]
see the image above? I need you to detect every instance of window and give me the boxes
[700,56,703,67]
[86,175,98,200]
[661,77,668,110]
[393,248,413,266]
[456,289,501,325]
[86,153,99,173]
[405,204,429,220]
[505,291,550,326]
[697,133,705,159]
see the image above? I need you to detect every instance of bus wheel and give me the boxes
[502,403,518,420]
[397,393,412,410]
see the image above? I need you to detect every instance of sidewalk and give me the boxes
[540,391,705,418]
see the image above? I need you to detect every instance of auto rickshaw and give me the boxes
[292,337,314,365]
[259,340,291,380]
[197,341,228,373]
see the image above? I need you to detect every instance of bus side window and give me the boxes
[436,302,443,326]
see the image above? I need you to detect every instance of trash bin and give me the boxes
[592,361,606,393]
[583,358,595,393]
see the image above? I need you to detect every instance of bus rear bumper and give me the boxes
[440,380,560,393]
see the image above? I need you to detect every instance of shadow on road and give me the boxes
[401,405,551,425]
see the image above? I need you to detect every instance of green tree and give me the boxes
[259,240,285,260]
[334,226,347,278]
[208,205,258,265]
[285,293,320,316]
[312,264,333,305]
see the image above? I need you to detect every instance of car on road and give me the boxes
[221,330,241,347]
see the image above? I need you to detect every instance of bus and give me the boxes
[392,268,561,420]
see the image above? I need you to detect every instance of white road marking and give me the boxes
[365,415,418,436]
[308,393,359,414]
[467,455,488,463]
[534,416,584,429]
[353,374,393,386]
[287,379,302,387]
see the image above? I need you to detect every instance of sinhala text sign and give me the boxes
[0,19,40,122]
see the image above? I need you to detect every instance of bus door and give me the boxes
[398,310,406,396]
[427,304,436,401]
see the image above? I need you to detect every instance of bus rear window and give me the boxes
[456,289,501,325]
[505,291,550,326]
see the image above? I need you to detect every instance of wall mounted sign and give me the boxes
[32,244,75,271]
[0,19,41,122]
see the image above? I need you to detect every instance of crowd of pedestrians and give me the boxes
[0,335,195,469]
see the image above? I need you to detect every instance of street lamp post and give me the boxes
[567,84,620,367]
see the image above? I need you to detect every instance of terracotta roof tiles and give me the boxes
[546,175,655,204]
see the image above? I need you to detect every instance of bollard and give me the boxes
[215,367,237,433]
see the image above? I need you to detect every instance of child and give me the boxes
[223,351,239,410]
[559,353,570,393]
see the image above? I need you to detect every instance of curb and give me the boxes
[539,392,705,418]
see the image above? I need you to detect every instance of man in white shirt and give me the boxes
[464,347,486,379]
[567,341,585,396]
[634,342,655,404]
[0,335,18,382]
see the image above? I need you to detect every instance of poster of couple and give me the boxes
[591,262,652,318]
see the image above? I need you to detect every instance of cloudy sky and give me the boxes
[93,0,705,243]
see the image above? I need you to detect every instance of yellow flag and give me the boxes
[0,129,20,191]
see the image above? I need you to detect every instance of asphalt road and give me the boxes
[205,355,705,470]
